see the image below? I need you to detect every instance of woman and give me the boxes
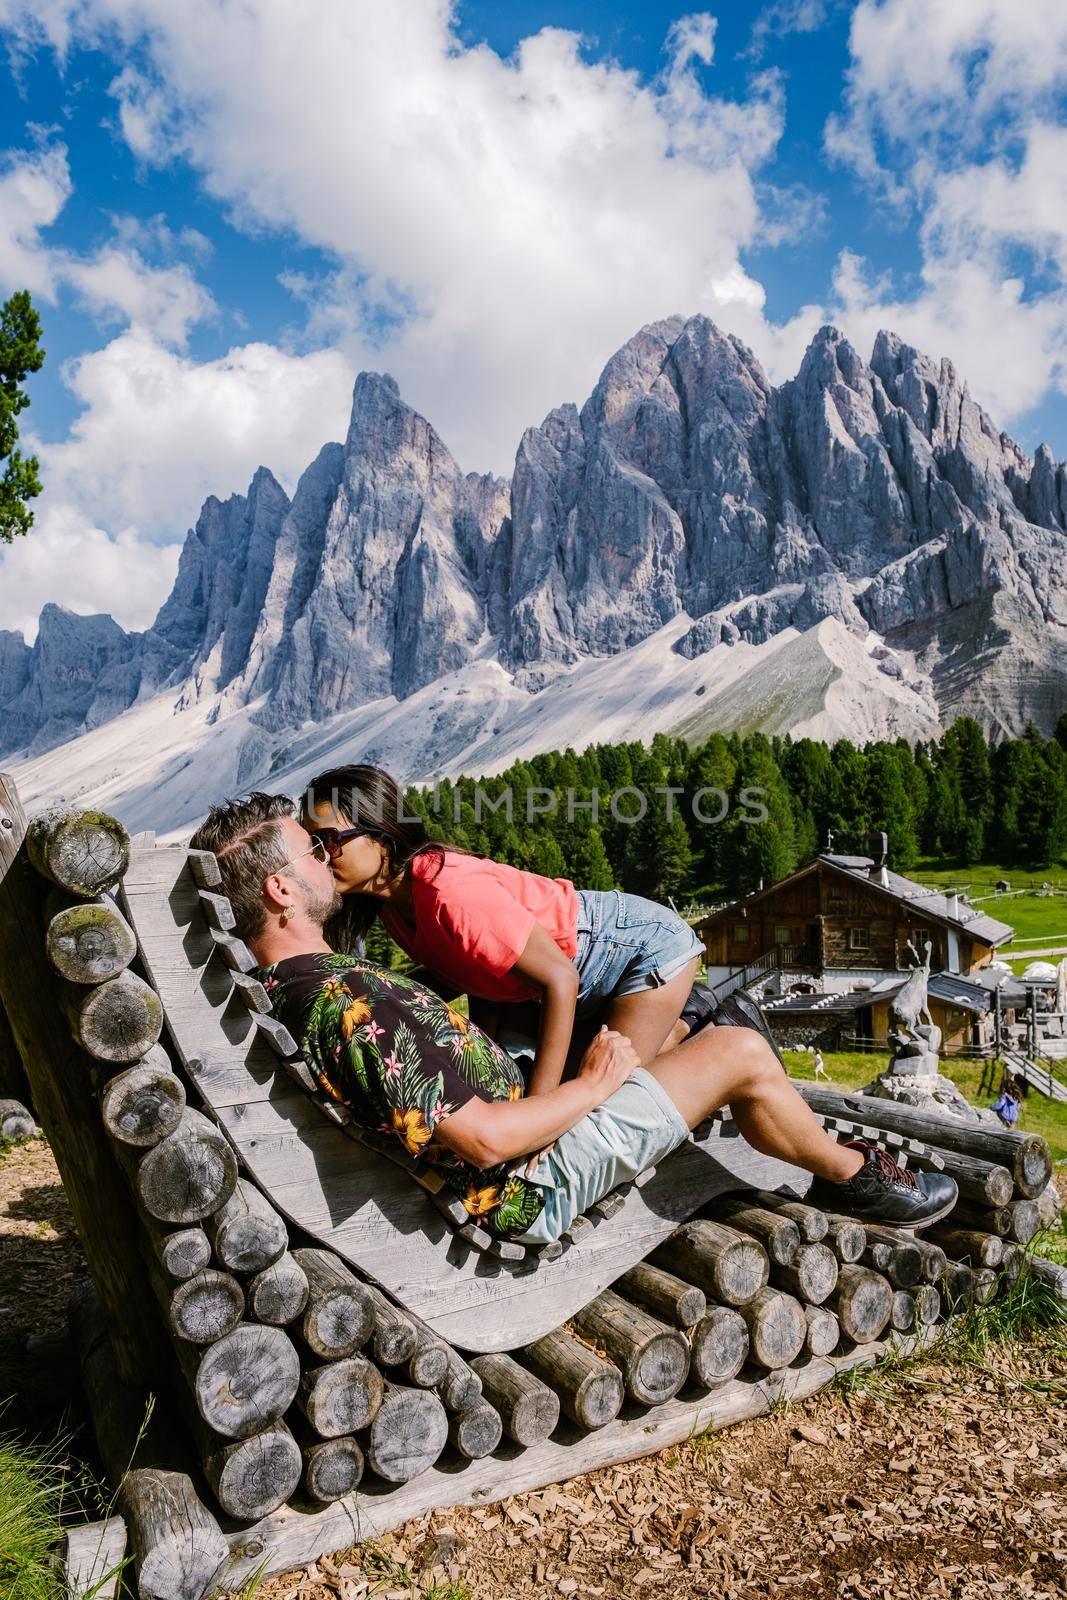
[300,764,708,1121]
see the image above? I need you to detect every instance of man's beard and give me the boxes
[301,878,344,929]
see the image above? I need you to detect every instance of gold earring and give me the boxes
[280,906,294,926]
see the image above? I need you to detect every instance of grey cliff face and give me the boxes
[3,317,1066,762]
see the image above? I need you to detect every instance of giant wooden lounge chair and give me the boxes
[121,838,813,1351]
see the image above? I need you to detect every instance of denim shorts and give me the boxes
[513,1066,691,1244]
[573,889,704,1019]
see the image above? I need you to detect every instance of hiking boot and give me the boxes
[679,981,725,1038]
[808,1139,958,1229]
[716,990,787,1070]
[680,983,787,1069]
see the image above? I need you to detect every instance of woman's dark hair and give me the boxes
[301,763,466,953]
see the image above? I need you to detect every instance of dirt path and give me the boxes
[1,1142,1064,1600]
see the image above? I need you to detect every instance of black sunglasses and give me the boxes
[307,826,375,860]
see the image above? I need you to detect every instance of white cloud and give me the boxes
[0,329,354,638]
[820,0,1067,436]
[1,1,798,472]
[38,326,354,534]
[0,502,182,641]
[0,138,217,346]
[744,1,829,63]
[0,142,71,296]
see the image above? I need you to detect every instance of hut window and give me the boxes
[849,927,870,951]
[733,923,750,945]
[775,926,791,945]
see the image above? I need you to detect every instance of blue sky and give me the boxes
[1,0,1066,640]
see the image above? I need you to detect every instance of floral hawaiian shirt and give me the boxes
[259,951,546,1240]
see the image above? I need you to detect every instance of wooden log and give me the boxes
[0,998,30,1102]
[524,1327,625,1431]
[748,1190,829,1241]
[769,1241,838,1306]
[447,1400,504,1461]
[69,1282,228,1600]
[209,1178,288,1274]
[737,1288,806,1370]
[1,777,161,1382]
[468,1353,561,1445]
[914,1284,941,1326]
[26,807,130,896]
[803,1304,840,1357]
[999,1242,1023,1287]
[689,1305,749,1387]
[793,1083,1053,1198]
[972,1267,998,1306]
[154,1226,212,1283]
[940,1261,974,1310]
[200,1421,303,1522]
[68,971,165,1064]
[1035,1182,1063,1230]
[365,1383,450,1482]
[890,1289,918,1333]
[136,1107,239,1224]
[909,1148,1014,1208]
[293,1249,376,1360]
[45,896,137,984]
[825,1265,892,1343]
[299,1354,384,1438]
[712,1198,802,1266]
[651,1220,768,1307]
[434,1344,483,1414]
[169,1269,245,1344]
[571,1291,690,1406]
[860,1236,923,1289]
[190,1324,301,1440]
[614,1261,706,1328]
[0,1095,38,1140]
[100,1056,186,1147]
[927,1224,1004,1268]
[953,1198,1041,1245]
[1026,1253,1067,1301]
[302,1434,366,1504]
[64,1516,128,1600]
[406,1323,449,1389]
[248,1252,309,1326]
[358,1280,420,1367]
[899,1234,948,1285]
[823,1216,866,1264]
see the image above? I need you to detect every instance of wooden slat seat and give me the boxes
[121,843,813,1352]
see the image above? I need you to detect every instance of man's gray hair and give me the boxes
[189,792,296,942]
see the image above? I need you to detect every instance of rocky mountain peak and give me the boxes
[3,317,1066,770]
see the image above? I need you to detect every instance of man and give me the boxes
[190,795,957,1244]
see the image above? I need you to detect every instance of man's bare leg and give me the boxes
[640,1024,865,1184]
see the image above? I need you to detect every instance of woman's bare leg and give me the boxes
[600,955,700,1066]
[641,1024,864,1184]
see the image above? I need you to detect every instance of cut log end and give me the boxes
[27,808,130,897]
[303,1435,365,1504]
[366,1384,449,1483]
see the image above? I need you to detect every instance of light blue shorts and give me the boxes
[573,889,704,1019]
[513,1066,691,1245]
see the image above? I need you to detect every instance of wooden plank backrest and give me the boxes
[121,843,811,1351]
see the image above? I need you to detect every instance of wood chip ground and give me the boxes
[2,1143,1064,1599]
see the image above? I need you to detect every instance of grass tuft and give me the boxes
[0,1427,74,1600]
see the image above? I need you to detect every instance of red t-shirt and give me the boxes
[379,851,579,1003]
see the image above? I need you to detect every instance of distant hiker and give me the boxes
[992,1080,1022,1128]
[188,793,960,1242]
[813,1047,827,1080]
